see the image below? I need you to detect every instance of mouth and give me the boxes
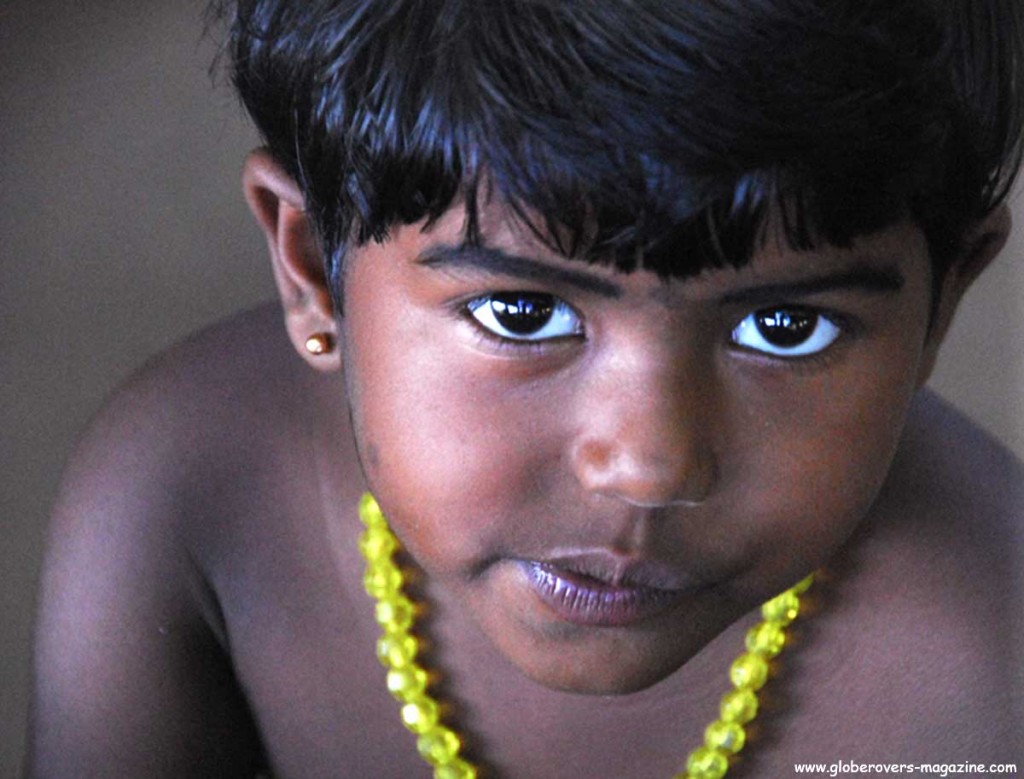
[516,552,700,628]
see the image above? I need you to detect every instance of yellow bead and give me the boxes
[685,745,729,779]
[358,493,385,527]
[376,595,415,631]
[729,652,769,691]
[761,591,800,625]
[791,573,814,594]
[416,725,462,765]
[401,694,440,734]
[376,631,419,667]
[359,527,397,561]
[364,562,403,598]
[434,757,477,779]
[387,665,429,700]
[719,688,758,724]
[704,720,746,754]
[745,621,786,658]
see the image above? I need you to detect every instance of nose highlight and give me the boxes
[570,428,717,508]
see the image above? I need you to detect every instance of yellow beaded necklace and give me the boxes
[358,493,813,779]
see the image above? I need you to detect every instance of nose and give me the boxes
[569,358,718,508]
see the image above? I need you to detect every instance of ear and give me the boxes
[242,148,341,372]
[916,205,1012,386]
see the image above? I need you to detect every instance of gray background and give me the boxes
[2,2,1022,775]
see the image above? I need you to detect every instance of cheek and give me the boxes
[345,325,557,571]
[725,342,923,579]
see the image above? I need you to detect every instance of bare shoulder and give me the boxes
[778,390,1023,763]
[893,389,1024,528]
[868,389,1024,614]
[864,390,1024,586]
[89,303,344,479]
[28,305,366,777]
[43,303,359,598]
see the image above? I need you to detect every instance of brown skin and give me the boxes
[26,151,1022,777]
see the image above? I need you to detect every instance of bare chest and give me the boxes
[221,563,1022,778]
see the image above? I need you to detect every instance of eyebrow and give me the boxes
[718,263,906,306]
[417,244,623,298]
[418,245,906,306]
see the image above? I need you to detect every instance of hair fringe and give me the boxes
[209,0,1024,306]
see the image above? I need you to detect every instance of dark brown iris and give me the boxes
[488,293,555,335]
[755,308,817,347]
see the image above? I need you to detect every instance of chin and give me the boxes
[540,666,678,696]
[504,631,693,696]
[465,566,747,695]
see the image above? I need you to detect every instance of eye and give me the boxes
[731,307,841,357]
[467,292,582,341]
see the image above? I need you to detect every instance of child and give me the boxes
[27,1,1024,777]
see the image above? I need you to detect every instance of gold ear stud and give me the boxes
[304,333,335,355]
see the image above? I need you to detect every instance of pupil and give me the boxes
[755,308,816,347]
[491,293,554,334]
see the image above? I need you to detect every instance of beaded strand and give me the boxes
[357,493,813,779]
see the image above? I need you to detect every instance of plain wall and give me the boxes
[2,2,1022,775]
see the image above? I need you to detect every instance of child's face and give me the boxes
[340,197,935,694]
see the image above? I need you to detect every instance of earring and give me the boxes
[304,332,335,355]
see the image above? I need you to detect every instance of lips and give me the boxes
[518,552,698,628]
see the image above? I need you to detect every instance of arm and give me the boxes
[25,377,267,778]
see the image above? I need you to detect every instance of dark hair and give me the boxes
[210,0,1024,310]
